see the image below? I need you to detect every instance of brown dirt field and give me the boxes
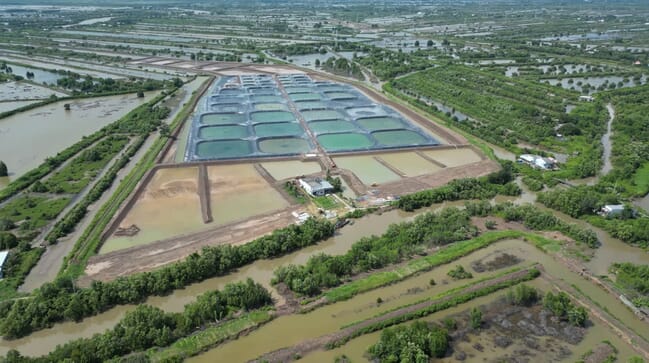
[81,206,302,285]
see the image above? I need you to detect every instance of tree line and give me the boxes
[537,186,648,248]
[396,164,520,212]
[2,279,272,363]
[0,217,334,339]
[273,207,479,296]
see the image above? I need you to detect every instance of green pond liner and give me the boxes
[196,140,253,159]
[301,109,345,121]
[199,125,250,139]
[373,130,429,146]
[295,101,327,110]
[308,120,361,134]
[254,123,305,137]
[357,117,406,131]
[251,95,283,103]
[317,133,375,151]
[258,137,311,154]
[253,103,288,111]
[290,93,321,102]
[201,113,247,125]
[325,92,356,100]
[250,111,295,123]
[210,104,244,113]
[284,86,314,94]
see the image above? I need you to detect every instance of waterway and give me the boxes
[1,183,648,358]
[189,239,645,363]
[601,104,615,176]
[0,92,157,183]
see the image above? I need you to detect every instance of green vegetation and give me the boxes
[312,195,339,210]
[3,279,272,362]
[0,217,333,339]
[0,161,7,177]
[447,265,473,280]
[392,65,576,146]
[322,57,363,80]
[56,76,169,96]
[145,310,273,362]
[610,263,649,309]
[43,136,129,194]
[367,321,449,362]
[543,291,588,327]
[0,246,44,300]
[604,85,649,195]
[538,186,648,247]
[0,196,70,230]
[506,284,540,306]
[331,268,541,348]
[396,167,520,212]
[45,136,146,243]
[465,200,599,248]
[469,307,483,329]
[284,181,307,204]
[273,207,478,296]
[276,199,597,303]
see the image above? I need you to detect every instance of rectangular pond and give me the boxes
[333,155,401,185]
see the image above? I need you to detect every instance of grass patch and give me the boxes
[284,182,307,204]
[621,162,649,197]
[43,136,129,194]
[146,310,272,362]
[0,196,70,230]
[0,247,44,300]
[312,195,339,210]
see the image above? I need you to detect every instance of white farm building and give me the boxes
[298,178,334,196]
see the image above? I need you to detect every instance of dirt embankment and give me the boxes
[253,268,536,363]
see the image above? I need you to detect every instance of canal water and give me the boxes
[1,188,647,358]
[0,92,158,183]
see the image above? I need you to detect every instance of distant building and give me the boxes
[599,204,625,218]
[579,95,594,102]
[0,251,9,279]
[517,154,558,170]
[298,178,334,196]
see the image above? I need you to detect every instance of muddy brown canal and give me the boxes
[1,193,647,359]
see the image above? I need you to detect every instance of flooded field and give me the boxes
[100,167,204,254]
[0,63,65,85]
[302,280,637,363]
[208,164,289,226]
[189,238,645,363]
[0,81,66,101]
[333,155,401,185]
[0,92,157,181]
[542,75,647,94]
[0,100,37,113]
[0,56,123,80]
[260,160,322,181]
